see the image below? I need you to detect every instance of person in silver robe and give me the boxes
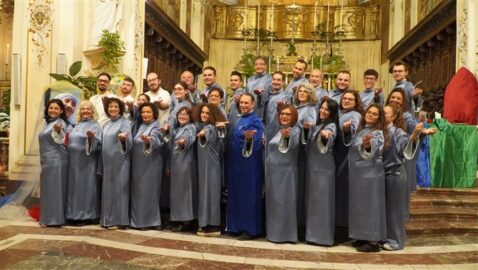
[227,71,247,128]
[293,83,318,227]
[66,101,102,223]
[348,104,386,252]
[285,59,309,94]
[334,90,363,227]
[360,69,384,108]
[382,104,436,251]
[38,99,68,227]
[246,56,272,119]
[305,98,339,246]
[100,98,132,229]
[168,107,197,232]
[130,102,164,229]
[265,104,300,243]
[195,103,227,236]
[264,71,292,143]
[328,70,351,104]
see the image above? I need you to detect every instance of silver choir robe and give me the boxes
[264,90,292,143]
[66,119,102,221]
[197,124,222,227]
[170,123,198,222]
[305,123,336,246]
[100,117,132,227]
[130,121,164,228]
[246,72,272,119]
[383,125,418,250]
[334,110,362,227]
[39,118,68,226]
[348,127,386,241]
[296,103,317,226]
[265,126,300,243]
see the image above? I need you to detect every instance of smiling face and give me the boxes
[392,64,408,81]
[48,102,63,119]
[207,89,221,106]
[254,58,267,74]
[97,75,110,92]
[363,75,377,89]
[107,101,120,118]
[319,101,331,121]
[177,109,191,126]
[181,71,194,86]
[309,70,323,88]
[202,68,216,86]
[335,72,350,91]
[146,73,160,92]
[239,95,254,114]
[61,98,76,118]
[271,73,284,91]
[341,92,356,110]
[292,62,306,78]
[174,83,187,100]
[389,91,404,106]
[230,75,242,90]
[365,106,380,125]
[200,106,210,123]
[141,105,154,123]
[279,107,293,126]
[136,95,149,106]
[120,80,134,96]
[80,104,93,120]
[297,87,310,104]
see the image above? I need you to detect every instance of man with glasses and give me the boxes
[360,69,383,108]
[391,61,423,113]
[145,72,171,125]
[329,70,351,104]
[89,72,119,127]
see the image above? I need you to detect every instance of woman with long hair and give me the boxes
[38,99,68,227]
[305,98,339,246]
[348,104,387,252]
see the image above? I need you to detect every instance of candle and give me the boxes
[326,3,330,32]
[271,2,274,31]
[245,0,248,29]
[6,44,10,65]
[340,0,343,31]
[257,0,261,53]
[313,1,317,28]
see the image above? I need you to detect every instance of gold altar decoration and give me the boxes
[213,4,380,41]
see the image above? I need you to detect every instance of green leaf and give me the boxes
[69,61,82,76]
[49,73,71,81]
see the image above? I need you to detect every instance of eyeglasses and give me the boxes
[208,94,220,98]
[98,79,110,83]
[280,112,292,116]
[147,77,159,82]
[178,113,189,117]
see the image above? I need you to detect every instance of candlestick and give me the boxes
[340,0,343,31]
[326,4,330,32]
[313,1,317,28]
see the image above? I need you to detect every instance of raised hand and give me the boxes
[197,129,207,138]
[303,122,312,129]
[320,129,333,139]
[253,89,263,96]
[280,127,291,138]
[53,123,62,134]
[86,130,96,142]
[118,132,128,142]
[175,138,186,146]
[343,120,353,133]
[140,134,152,144]
[362,133,373,149]
[244,129,257,141]
[215,121,229,129]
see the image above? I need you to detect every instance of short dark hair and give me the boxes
[139,102,159,121]
[103,97,125,118]
[44,98,68,122]
[317,98,339,132]
[254,56,266,64]
[138,93,150,102]
[340,89,364,114]
[203,66,217,76]
[123,77,135,86]
[391,60,409,72]
[272,71,286,81]
[296,59,308,71]
[241,92,255,103]
[97,72,111,81]
[363,69,379,78]
[176,106,193,124]
[338,70,351,77]
[385,87,408,111]
[208,87,224,99]
[230,70,243,81]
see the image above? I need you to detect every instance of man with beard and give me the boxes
[329,70,351,104]
[309,69,327,110]
[118,77,136,120]
[246,56,272,119]
[89,72,118,127]
[196,66,225,107]
[145,72,171,125]
[285,59,308,94]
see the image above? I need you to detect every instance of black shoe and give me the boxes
[356,242,380,253]
[237,232,252,241]
[351,240,368,247]
[155,225,163,231]
[171,224,184,232]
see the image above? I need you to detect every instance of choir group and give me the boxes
[38,57,437,253]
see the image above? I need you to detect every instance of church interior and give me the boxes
[0,0,477,269]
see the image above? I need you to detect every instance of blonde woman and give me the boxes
[66,101,102,225]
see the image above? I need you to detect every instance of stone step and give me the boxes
[406,219,478,235]
[413,187,478,196]
[410,196,478,208]
[409,208,478,220]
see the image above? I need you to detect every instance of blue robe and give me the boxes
[265,126,300,243]
[39,118,68,226]
[130,121,164,228]
[100,117,132,227]
[226,112,264,236]
[66,119,102,221]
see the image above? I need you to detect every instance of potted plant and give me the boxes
[49,61,97,99]
[98,29,126,73]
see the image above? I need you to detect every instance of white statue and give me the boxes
[88,0,123,48]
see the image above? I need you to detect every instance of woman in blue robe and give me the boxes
[130,102,164,229]
[226,93,264,240]
[348,104,387,252]
[100,98,132,229]
[66,101,102,224]
[305,98,339,246]
[195,103,226,236]
[294,83,317,227]
[334,90,363,227]
[38,99,68,227]
[265,104,300,243]
[169,106,197,232]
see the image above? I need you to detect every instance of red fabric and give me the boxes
[443,67,478,124]
[28,204,40,221]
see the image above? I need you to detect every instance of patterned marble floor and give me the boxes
[0,220,477,269]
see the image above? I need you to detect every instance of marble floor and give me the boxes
[0,220,477,269]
